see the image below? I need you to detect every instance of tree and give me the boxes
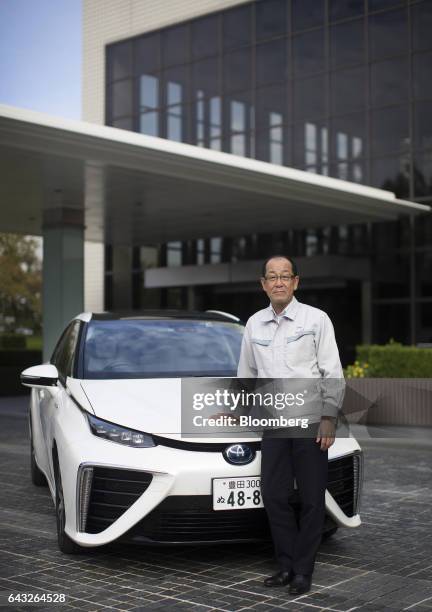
[0,234,42,333]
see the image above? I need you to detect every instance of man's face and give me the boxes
[261,257,299,312]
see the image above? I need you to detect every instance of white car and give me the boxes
[21,311,362,553]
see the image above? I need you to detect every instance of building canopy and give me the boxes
[0,105,429,245]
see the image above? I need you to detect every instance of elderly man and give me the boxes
[237,255,344,595]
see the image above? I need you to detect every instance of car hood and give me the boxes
[79,378,258,443]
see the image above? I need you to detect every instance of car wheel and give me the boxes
[30,431,47,487]
[54,459,84,554]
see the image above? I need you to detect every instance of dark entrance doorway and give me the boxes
[197,281,361,367]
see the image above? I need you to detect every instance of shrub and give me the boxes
[345,360,369,378]
[351,340,432,378]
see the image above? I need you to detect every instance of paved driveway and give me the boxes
[0,396,431,612]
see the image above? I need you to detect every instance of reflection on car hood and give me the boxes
[79,378,256,443]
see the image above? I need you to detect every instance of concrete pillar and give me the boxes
[84,241,105,312]
[187,286,195,311]
[112,245,132,310]
[361,280,372,345]
[42,208,84,360]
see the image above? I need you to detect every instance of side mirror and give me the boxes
[20,364,59,388]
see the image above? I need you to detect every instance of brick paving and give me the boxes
[0,397,431,612]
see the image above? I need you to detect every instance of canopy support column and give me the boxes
[42,208,84,360]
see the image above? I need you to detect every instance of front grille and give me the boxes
[85,467,153,534]
[327,453,360,517]
[124,496,270,543]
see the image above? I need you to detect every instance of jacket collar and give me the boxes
[262,296,300,323]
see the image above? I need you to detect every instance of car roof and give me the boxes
[75,310,242,324]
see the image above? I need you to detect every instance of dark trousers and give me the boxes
[261,433,328,575]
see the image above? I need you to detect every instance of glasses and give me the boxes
[264,274,296,283]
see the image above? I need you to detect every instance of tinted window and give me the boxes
[375,303,409,344]
[107,41,133,82]
[331,112,366,161]
[416,252,432,297]
[255,125,288,165]
[293,118,329,172]
[413,151,432,198]
[256,0,287,40]
[140,74,159,110]
[109,80,133,118]
[83,319,244,378]
[329,159,365,183]
[374,253,410,298]
[371,106,409,156]
[255,85,287,130]
[412,1,432,52]
[223,48,251,92]
[370,57,408,107]
[223,4,251,50]
[192,57,220,98]
[330,67,365,114]
[415,212,432,247]
[413,51,432,100]
[293,29,325,77]
[192,14,219,58]
[256,39,287,86]
[191,95,222,148]
[330,19,364,70]
[163,65,188,106]
[292,0,324,31]
[369,0,404,9]
[329,0,364,22]
[294,75,327,120]
[112,117,133,130]
[162,25,189,66]
[372,218,411,251]
[369,9,408,61]
[371,156,410,197]
[140,111,159,136]
[135,34,160,74]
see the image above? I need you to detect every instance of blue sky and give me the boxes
[0,0,81,119]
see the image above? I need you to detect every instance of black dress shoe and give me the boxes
[264,570,293,587]
[288,574,312,595]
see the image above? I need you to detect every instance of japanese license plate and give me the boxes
[212,476,264,510]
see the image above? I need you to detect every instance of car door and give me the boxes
[31,326,71,479]
[39,321,82,483]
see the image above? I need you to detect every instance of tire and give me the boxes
[30,431,47,487]
[54,458,84,554]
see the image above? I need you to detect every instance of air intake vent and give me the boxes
[124,496,270,543]
[84,467,153,534]
[327,453,362,517]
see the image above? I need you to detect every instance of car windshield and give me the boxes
[83,318,244,379]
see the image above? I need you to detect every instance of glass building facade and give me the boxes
[105,0,432,361]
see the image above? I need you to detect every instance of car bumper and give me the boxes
[59,423,362,546]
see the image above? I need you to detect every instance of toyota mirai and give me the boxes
[21,311,363,553]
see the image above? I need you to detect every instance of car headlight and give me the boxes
[87,414,155,448]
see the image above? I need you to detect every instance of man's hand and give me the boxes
[316,417,336,451]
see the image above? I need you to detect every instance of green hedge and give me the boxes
[355,341,432,377]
